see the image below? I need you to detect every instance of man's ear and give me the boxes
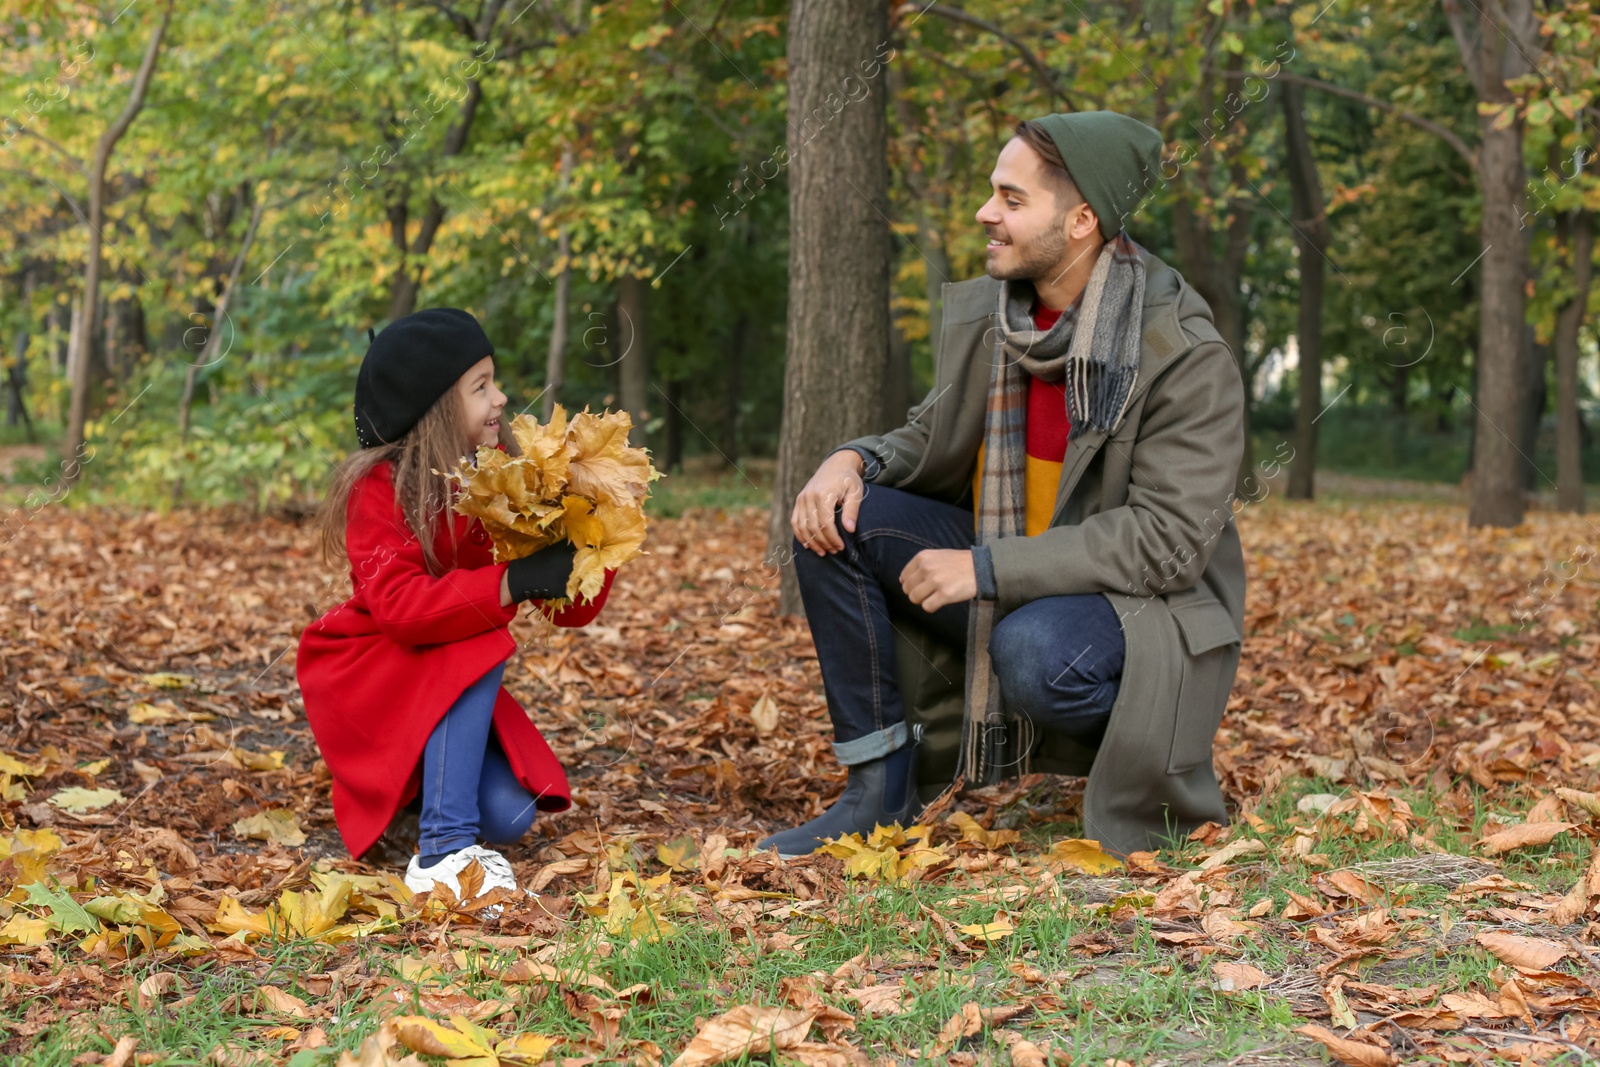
[1070,202,1101,242]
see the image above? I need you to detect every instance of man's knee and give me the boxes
[988,597,1121,723]
[988,610,1056,715]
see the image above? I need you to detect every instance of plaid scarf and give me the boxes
[962,234,1146,781]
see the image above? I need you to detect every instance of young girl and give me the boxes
[296,307,616,899]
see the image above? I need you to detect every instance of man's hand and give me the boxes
[792,450,866,555]
[900,549,977,613]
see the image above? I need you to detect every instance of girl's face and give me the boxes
[456,356,508,448]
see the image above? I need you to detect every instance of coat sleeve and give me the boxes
[986,339,1245,609]
[834,381,946,489]
[545,567,617,628]
[347,472,518,647]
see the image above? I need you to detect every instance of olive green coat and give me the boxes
[838,248,1247,855]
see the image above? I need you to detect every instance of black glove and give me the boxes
[505,541,579,603]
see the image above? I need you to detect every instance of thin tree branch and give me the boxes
[1443,0,1485,94]
[1275,71,1477,173]
[425,0,474,37]
[895,2,1076,111]
[99,3,172,161]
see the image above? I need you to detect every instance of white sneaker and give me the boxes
[404,845,518,900]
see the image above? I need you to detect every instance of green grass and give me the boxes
[4,781,1595,1064]
[647,457,773,519]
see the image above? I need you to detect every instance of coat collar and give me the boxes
[1046,253,1201,519]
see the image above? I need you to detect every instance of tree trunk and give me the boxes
[768,0,893,615]
[663,376,684,473]
[64,3,172,483]
[8,264,37,438]
[721,314,748,465]
[1554,209,1593,512]
[1454,0,1537,527]
[1282,78,1328,501]
[1521,326,1548,493]
[49,287,69,372]
[617,273,651,448]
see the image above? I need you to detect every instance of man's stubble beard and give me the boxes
[985,208,1070,284]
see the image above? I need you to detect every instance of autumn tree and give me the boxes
[767,0,894,615]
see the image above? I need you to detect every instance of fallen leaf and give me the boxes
[1212,961,1270,991]
[48,786,124,813]
[748,693,780,737]
[1556,788,1600,819]
[232,809,307,847]
[142,672,195,689]
[1198,837,1267,870]
[1045,838,1123,874]
[669,1005,814,1067]
[657,835,700,872]
[1475,930,1572,971]
[103,1035,140,1067]
[1294,1025,1394,1066]
[843,985,910,1017]
[957,914,1014,941]
[128,701,215,725]
[0,752,46,777]
[1477,821,1575,854]
[946,811,1020,849]
[1007,1040,1048,1067]
[257,986,311,1018]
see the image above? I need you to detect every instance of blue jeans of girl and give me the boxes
[416,661,540,859]
[792,485,1125,766]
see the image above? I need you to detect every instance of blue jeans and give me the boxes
[417,661,541,857]
[793,485,1124,766]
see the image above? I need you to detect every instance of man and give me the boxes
[759,111,1247,858]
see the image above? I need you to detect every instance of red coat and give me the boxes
[296,459,614,859]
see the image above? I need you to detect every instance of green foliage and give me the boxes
[80,346,357,511]
[2,0,1598,505]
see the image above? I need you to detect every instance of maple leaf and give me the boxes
[0,832,61,895]
[1045,838,1124,874]
[48,786,123,813]
[577,868,694,942]
[565,409,656,506]
[561,495,647,601]
[820,824,947,884]
[445,406,660,600]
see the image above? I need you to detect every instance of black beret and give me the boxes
[354,308,494,448]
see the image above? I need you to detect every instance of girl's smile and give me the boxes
[456,355,508,448]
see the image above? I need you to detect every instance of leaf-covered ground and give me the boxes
[3,492,1600,1066]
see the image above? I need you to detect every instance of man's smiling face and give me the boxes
[975,136,1088,284]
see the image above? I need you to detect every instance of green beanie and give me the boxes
[1029,111,1164,239]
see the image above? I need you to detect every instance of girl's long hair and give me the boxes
[317,387,520,576]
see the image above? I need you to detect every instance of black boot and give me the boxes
[758,737,920,859]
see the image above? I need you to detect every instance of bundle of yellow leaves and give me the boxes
[820,823,948,884]
[444,405,662,602]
